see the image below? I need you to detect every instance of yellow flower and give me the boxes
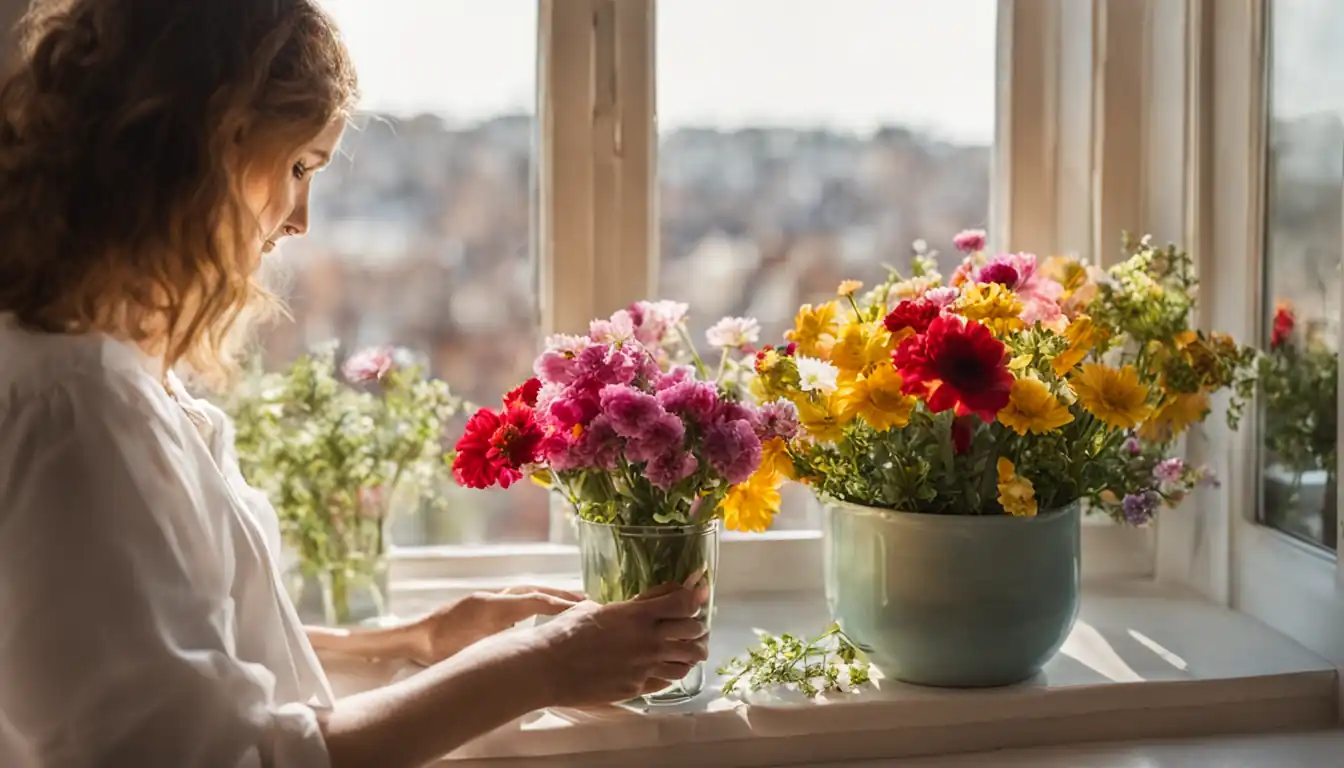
[794,394,847,443]
[825,320,892,378]
[956,282,1025,336]
[721,467,783,533]
[837,364,917,431]
[1071,363,1152,429]
[998,377,1074,435]
[1051,315,1096,376]
[836,279,864,297]
[1139,391,1209,442]
[786,302,839,357]
[760,436,796,480]
[996,458,1037,517]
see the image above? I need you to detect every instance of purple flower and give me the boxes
[704,418,762,484]
[1121,490,1159,526]
[953,229,987,253]
[1153,458,1185,484]
[569,343,640,391]
[549,416,622,472]
[1122,436,1142,456]
[626,412,687,464]
[599,384,665,438]
[657,379,719,424]
[644,452,699,491]
[755,400,800,441]
[343,347,395,384]
[716,400,757,429]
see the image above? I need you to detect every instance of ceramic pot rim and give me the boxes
[821,496,1082,527]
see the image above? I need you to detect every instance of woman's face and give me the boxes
[243,118,346,257]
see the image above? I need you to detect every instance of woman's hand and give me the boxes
[527,582,711,707]
[407,585,583,666]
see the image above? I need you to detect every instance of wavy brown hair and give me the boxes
[0,0,357,385]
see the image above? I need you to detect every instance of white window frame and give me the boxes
[386,0,1162,595]
[1167,0,1344,667]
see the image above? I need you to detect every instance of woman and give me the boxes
[0,2,708,767]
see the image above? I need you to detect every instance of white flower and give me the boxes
[923,286,960,308]
[892,275,940,300]
[705,316,761,349]
[589,310,636,344]
[642,299,690,328]
[794,356,839,395]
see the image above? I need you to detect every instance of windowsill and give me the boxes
[321,579,1337,766]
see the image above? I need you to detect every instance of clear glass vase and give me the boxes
[574,517,719,704]
[288,561,390,627]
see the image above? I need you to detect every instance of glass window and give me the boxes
[1260,0,1342,550]
[656,0,997,528]
[253,0,548,546]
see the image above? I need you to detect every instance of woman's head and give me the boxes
[0,0,357,383]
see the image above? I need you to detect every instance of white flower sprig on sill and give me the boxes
[718,623,874,699]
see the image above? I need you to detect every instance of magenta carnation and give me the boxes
[547,389,601,430]
[755,399,800,441]
[599,384,665,438]
[656,379,719,424]
[704,418,762,484]
[655,365,696,392]
[953,229,986,253]
[534,334,591,385]
[553,415,622,471]
[644,452,699,491]
[626,412,687,464]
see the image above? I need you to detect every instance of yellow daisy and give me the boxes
[998,377,1074,435]
[1139,391,1209,442]
[825,320,892,378]
[721,466,783,533]
[996,458,1037,517]
[794,394,847,443]
[836,364,917,432]
[759,436,796,480]
[836,279,864,297]
[956,282,1025,336]
[786,302,839,357]
[1071,363,1152,429]
[1051,315,1096,377]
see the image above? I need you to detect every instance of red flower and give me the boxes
[894,316,1013,422]
[452,404,547,489]
[1270,303,1295,350]
[504,377,542,408]
[884,299,941,337]
[976,263,1019,288]
[951,415,975,455]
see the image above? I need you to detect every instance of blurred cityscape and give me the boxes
[247,112,991,546]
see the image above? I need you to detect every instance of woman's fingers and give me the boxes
[657,618,708,641]
[503,584,585,602]
[645,662,695,684]
[658,638,709,665]
[633,585,703,620]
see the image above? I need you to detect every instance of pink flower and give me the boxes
[644,452,699,491]
[704,418,762,484]
[656,379,719,424]
[953,229,987,253]
[705,317,761,350]
[1154,458,1185,484]
[655,365,696,391]
[716,400,757,428]
[924,286,960,308]
[599,384,665,438]
[590,310,636,344]
[343,347,394,384]
[1122,436,1142,456]
[626,412,687,463]
[755,400,800,441]
[535,334,592,385]
[628,300,690,348]
[547,389,601,429]
[565,416,622,471]
[572,343,639,390]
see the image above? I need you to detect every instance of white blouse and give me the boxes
[0,316,334,767]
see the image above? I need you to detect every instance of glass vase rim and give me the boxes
[572,517,722,535]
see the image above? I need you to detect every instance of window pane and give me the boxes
[1261,0,1342,550]
[657,0,997,528]
[251,0,547,546]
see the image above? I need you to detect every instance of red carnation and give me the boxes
[976,263,1019,288]
[894,316,1013,422]
[1270,304,1295,350]
[504,377,542,408]
[452,404,547,490]
[884,299,941,337]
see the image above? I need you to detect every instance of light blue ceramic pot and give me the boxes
[822,498,1081,688]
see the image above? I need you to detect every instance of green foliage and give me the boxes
[719,623,872,699]
[224,343,465,586]
[1260,331,1337,475]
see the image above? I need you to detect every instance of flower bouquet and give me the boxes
[451,301,795,702]
[738,230,1257,687]
[1259,301,1338,547]
[228,343,464,625]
